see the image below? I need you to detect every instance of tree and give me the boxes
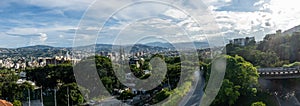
[257,31,300,62]
[1,81,34,102]
[212,79,240,105]
[57,83,84,105]
[226,43,284,67]
[101,77,113,92]
[118,90,134,100]
[13,100,22,106]
[0,69,34,102]
[251,101,266,106]
[289,34,300,62]
[283,62,300,68]
[206,55,259,105]
[151,89,171,104]
[26,64,75,89]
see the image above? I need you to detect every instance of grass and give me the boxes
[162,81,192,106]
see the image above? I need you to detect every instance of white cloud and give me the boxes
[39,33,48,42]
[213,11,275,40]
[164,9,187,19]
[262,0,300,30]
[6,26,76,35]
[21,0,93,11]
[224,0,232,3]
[202,0,232,11]
[3,0,300,48]
[195,0,300,41]
[59,35,64,38]
[75,0,218,46]
[4,25,76,47]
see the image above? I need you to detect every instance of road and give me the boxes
[22,100,43,106]
[95,71,205,106]
[179,71,205,106]
[95,97,129,106]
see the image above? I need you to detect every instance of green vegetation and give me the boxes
[226,43,285,67]
[202,55,276,105]
[0,51,285,106]
[257,32,300,63]
[22,55,186,105]
[251,101,266,106]
[57,83,84,105]
[0,53,276,105]
[205,55,260,106]
[26,63,75,89]
[118,90,134,100]
[236,90,278,106]
[222,30,300,106]
[283,61,300,68]
[25,63,84,105]
[0,69,34,102]
[12,100,22,106]
[3,30,300,105]
[151,89,171,104]
[224,31,300,68]
[162,81,192,106]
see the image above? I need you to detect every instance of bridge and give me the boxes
[258,67,300,79]
[257,67,300,106]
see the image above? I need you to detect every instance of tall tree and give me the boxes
[57,83,84,105]
[206,55,259,105]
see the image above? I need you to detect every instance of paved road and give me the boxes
[22,100,43,106]
[96,97,129,106]
[95,71,205,106]
[179,71,205,106]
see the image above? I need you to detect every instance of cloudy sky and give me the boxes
[1,0,300,48]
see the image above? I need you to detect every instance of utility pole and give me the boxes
[67,86,70,106]
[54,89,57,106]
[54,88,57,106]
[41,86,43,106]
[28,89,31,106]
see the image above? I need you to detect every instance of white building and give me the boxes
[230,37,255,46]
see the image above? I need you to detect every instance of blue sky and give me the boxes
[1,0,300,48]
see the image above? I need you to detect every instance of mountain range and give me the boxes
[0,41,209,58]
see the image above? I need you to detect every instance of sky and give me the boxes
[1,0,300,48]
